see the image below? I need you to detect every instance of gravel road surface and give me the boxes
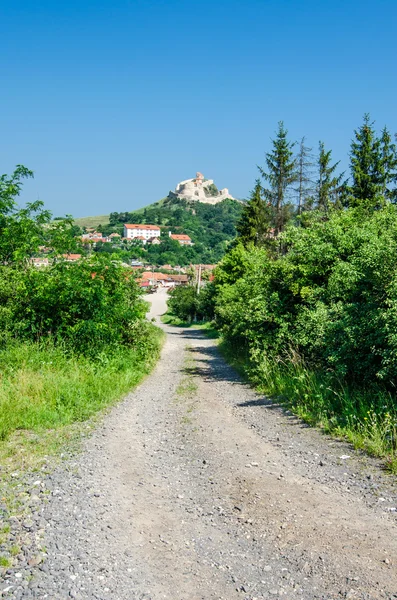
[2,288,397,599]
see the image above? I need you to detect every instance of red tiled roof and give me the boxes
[124,224,160,230]
[170,234,191,241]
[141,272,168,281]
[62,254,82,260]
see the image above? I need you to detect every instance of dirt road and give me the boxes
[6,289,397,599]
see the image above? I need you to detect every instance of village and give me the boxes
[30,221,216,291]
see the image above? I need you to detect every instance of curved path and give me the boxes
[8,289,397,599]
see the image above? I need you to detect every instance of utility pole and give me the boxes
[197,264,202,295]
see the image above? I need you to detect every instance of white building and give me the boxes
[123,224,161,241]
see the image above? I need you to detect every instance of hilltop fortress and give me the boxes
[169,172,235,205]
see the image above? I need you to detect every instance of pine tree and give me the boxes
[294,137,314,215]
[317,141,346,212]
[236,180,272,247]
[380,126,397,202]
[349,114,384,208]
[259,121,296,235]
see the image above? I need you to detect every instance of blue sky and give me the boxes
[1,0,396,217]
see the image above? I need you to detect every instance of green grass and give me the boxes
[74,214,110,228]
[0,326,164,465]
[0,557,11,568]
[219,340,397,473]
[132,197,168,215]
[73,198,168,229]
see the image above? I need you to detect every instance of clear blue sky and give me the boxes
[1,0,396,217]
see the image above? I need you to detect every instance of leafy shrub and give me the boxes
[0,255,147,356]
[215,206,397,387]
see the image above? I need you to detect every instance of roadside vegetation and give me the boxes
[0,166,162,464]
[168,115,397,472]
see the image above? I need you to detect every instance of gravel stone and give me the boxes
[1,289,397,599]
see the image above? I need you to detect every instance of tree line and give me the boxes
[238,114,397,244]
[168,115,397,470]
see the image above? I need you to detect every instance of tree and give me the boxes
[0,165,79,265]
[379,126,397,202]
[236,180,272,247]
[259,122,296,235]
[294,137,314,216]
[349,114,384,208]
[317,141,346,212]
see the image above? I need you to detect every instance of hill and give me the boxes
[75,196,243,266]
[74,214,110,228]
[73,198,169,228]
[106,196,243,265]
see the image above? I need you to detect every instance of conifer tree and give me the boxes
[294,137,314,215]
[236,179,271,247]
[380,126,397,202]
[349,114,384,208]
[259,122,296,235]
[317,141,346,211]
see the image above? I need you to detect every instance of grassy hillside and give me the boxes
[73,198,169,227]
[74,214,110,228]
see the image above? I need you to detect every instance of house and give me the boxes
[62,254,82,262]
[147,237,161,245]
[169,232,193,246]
[31,257,50,267]
[124,224,161,241]
[167,274,188,286]
[141,271,168,286]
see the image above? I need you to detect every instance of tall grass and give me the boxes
[220,341,397,473]
[0,325,163,442]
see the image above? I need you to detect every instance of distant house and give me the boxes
[31,257,50,267]
[169,232,193,246]
[124,224,161,241]
[167,274,188,286]
[134,235,147,245]
[147,237,161,245]
[141,271,168,286]
[139,271,188,288]
[62,254,82,262]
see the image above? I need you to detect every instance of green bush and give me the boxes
[212,206,397,464]
[215,206,397,386]
[0,255,147,356]
[167,282,216,323]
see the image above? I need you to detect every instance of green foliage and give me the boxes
[167,282,216,323]
[204,183,219,197]
[317,141,346,211]
[167,286,198,322]
[259,121,297,234]
[109,197,243,265]
[212,205,397,463]
[0,166,80,265]
[348,114,397,209]
[0,166,163,448]
[236,179,273,248]
[0,256,147,356]
[0,327,163,441]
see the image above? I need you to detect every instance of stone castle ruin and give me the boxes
[169,172,235,205]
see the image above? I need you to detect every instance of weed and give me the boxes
[0,556,10,568]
